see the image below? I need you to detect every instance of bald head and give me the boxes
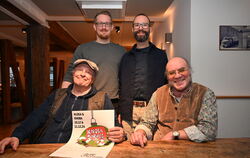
[166,57,190,73]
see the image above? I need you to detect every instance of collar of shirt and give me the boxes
[66,84,97,99]
[131,42,154,54]
[169,84,193,103]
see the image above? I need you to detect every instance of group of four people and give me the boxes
[0,11,217,153]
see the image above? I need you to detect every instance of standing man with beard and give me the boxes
[62,11,126,114]
[118,13,168,139]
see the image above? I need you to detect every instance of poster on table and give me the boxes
[50,110,114,158]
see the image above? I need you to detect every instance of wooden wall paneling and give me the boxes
[0,39,25,123]
[0,40,12,123]
[9,56,25,122]
[48,21,79,52]
[57,60,65,89]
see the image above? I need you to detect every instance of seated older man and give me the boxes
[0,59,125,154]
[130,57,218,147]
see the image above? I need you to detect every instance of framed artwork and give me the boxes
[219,25,250,50]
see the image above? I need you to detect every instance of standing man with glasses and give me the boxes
[130,57,218,147]
[62,11,126,114]
[118,13,168,139]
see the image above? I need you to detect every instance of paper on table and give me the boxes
[50,110,114,158]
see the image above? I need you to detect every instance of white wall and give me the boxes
[170,0,190,61]
[191,0,250,96]
[191,0,250,138]
[152,0,250,138]
[151,22,165,50]
[217,99,250,138]
[152,0,191,60]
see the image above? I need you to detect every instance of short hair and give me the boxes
[94,10,113,23]
[133,13,151,25]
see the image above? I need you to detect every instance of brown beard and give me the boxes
[133,30,150,42]
[98,34,109,39]
[97,29,110,39]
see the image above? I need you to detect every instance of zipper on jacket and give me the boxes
[57,96,78,142]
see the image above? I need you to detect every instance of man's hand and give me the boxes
[130,129,147,147]
[107,127,126,143]
[0,137,19,154]
[161,131,174,140]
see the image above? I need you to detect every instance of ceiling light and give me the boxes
[75,0,127,19]
[115,26,120,33]
[22,28,27,34]
[80,1,123,9]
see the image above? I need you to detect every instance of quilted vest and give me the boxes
[153,83,207,140]
[31,88,105,143]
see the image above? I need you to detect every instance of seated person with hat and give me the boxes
[0,59,125,154]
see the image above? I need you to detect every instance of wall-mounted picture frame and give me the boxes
[219,25,250,50]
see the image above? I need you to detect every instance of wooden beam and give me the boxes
[5,0,48,27]
[0,1,78,51]
[0,0,38,25]
[0,40,12,123]
[48,21,79,51]
[25,24,50,110]
[57,60,65,89]
[216,96,250,99]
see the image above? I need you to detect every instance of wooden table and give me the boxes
[0,138,249,158]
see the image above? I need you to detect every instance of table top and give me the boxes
[0,138,250,158]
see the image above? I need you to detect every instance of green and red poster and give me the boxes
[50,110,115,158]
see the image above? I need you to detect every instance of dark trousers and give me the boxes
[111,98,119,114]
[111,98,120,126]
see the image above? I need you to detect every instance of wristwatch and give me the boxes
[172,131,180,140]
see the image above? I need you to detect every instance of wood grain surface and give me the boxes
[0,138,249,158]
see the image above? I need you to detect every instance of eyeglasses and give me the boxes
[167,67,189,77]
[95,22,112,28]
[133,23,150,29]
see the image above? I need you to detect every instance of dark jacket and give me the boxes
[118,42,168,121]
[12,84,113,143]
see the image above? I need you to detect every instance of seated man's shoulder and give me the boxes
[91,90,107,102]
[193,83,216,96]
[95,90,106,96]
[158,84,169,90]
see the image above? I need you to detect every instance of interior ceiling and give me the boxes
[0,0,173,50]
